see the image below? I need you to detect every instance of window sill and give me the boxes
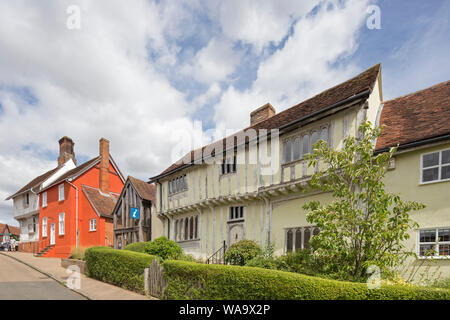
[419,178,450,186]
[417,256,450,260]
[227,219,244,224]
[176,238,200,243]
[89,230,97,232]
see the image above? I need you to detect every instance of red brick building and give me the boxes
[37,138,125,257]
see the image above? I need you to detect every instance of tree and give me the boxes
[303,121,425,281]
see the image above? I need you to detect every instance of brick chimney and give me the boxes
[58,136,76,166]
[99,138,110,193]
[250,103,276,126]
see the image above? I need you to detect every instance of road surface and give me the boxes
[0,253,85,300]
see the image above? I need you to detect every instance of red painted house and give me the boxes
[37,137,125,258]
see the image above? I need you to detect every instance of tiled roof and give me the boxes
[128,176,155,202]
[0,223,20,236]
[5,166,60,200]
[82,185,118,218]
[376,80,450,151]
[153,63,381,179]
[39,157,100,192]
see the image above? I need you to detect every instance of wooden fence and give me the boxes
[144,259,167,298]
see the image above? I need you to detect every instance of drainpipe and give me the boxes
[67,180,79,248]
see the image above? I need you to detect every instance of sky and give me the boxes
[0,0,449,226]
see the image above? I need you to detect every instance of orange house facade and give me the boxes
[38,138,125,258]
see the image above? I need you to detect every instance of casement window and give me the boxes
[58,184,65,201]
[42,217,47,237]
[282,126,329,164]
[285,226,320,253]
[418,228,450,258]
[42,192,47,208]
[421,149,450,183]
[229,206,244,221]
[174,215,199,241]
[58,213,65,235]
[169,174,188,195]
[89,219,97,231]
[221,156,237,175]
[23,193,30,207]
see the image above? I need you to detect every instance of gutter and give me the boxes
[374,134,450,155]
[66,180,79,249]
[149,89,372,182]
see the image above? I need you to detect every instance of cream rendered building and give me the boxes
[150,64,450,276]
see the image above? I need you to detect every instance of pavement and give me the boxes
[0,251,156,300]
[0,253,85,300]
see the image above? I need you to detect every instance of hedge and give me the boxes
[85,246,157,294]
[162,260,450,300]
[123,242,148,253]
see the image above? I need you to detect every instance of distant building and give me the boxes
[6,136,126,257]
[112,176,163,249]
[0,223,20,243]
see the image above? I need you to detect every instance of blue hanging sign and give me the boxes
[130,207,140,219]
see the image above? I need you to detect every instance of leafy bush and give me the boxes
[162,260,450,300]
[144,236,182,260]
[123,242,149,253]
[428,277,450,289]
[224,240,262,266]
[85,246,157,293]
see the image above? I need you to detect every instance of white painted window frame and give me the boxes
[420,148,450,185]
[228,206,245,222]
[89,218,97,232]
[417,227,450,259]
[58,184,65,201]
[42,192,47,208]
[42,217,47,238]
[58,212,65,235]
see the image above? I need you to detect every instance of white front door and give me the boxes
[50,223,55,245]
[228,223,244,245]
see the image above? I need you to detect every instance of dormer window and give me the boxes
[221,156,236,175]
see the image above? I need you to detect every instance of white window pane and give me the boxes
[439,229,450,242]
[302,135,309,157]
[439,244,450,256]
[320,127,328,143]
[442,150,450,164]
[420,230,436,243]
[285,140,291,163]
[420,244,435,256]
[293,137,300,160]
[441,165,450,180]
[311,131,319,151]
[423,152,439,168]
[422,167,439,182]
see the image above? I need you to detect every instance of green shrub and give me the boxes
[245,255,277,269]
[224,240,262,266]
[85,246,157,293]
[162,260,450,300]
[69,246,88,260]
[144,236,183,260]
[429,277,450,289]
[123,242,149,253]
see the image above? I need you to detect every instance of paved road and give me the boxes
[0,253,85,300]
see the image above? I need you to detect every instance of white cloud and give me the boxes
[181,37,243,84]
[213,0,370,130]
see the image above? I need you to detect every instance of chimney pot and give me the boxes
[250,103,276,126]
[58,136,76,166]
[99,138,110,193]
